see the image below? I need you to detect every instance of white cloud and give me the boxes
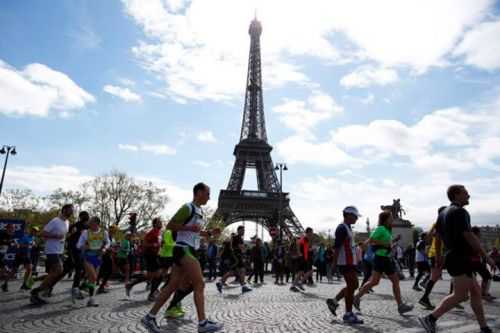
[6,165,91,192]
[117,78,136,86]
[122,0,493,103]
[453,20,500,70]
[118,143,176,155]
[0,60,95,117]
[273,91,343,137]
[197,131,217,143]
[276,135,361,168]
[103,84,142,103]
[340,66,399,89]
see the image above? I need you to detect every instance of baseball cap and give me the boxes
[343,206,362,217]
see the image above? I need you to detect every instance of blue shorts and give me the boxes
[84,254,102,268]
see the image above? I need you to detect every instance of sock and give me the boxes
[167,288,193,310]
[422,280,435,299]
[88,283,95,297]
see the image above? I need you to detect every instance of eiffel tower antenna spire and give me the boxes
[215,18,305,239]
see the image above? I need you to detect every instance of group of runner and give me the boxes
[1,182,498,333]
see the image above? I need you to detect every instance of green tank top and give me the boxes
[159,230,175,258]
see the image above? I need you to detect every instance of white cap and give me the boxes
[343,206,362,217]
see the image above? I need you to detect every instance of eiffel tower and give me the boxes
[215,18,304,239]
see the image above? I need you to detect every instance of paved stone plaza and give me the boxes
[1,274,499,333]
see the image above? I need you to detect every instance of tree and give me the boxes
[46,188,90,214]
[84,170,168,229]
[0,189,41,211]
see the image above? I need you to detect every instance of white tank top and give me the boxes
[175,203,205,250]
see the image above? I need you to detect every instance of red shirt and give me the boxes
[299,236,309,261]
[144,228,161,255]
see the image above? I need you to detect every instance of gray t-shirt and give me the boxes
[44,217,69,254]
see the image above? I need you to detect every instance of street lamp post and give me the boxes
[0,145,17,196]
[274,162,287,240]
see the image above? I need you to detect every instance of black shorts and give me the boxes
[14,254,32,268]
[45,254,63,271]
[116,257,129,267]
[144,254,160,272]
[299,258,313,272]
[416,261,430,272]
[173,245,197,266]
[338,265,357,275]
[471,261,492,280]
[373,256,396,275]
[234,253,245,269]
[0,254,5,269]
[445,252,473,278]
[159,256,173,270]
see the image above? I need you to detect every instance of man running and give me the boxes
[418,185,496,333]
[0,223,16,291]
[413,233,430,291]
[326,206,363,324]
[65,211,90,302]
[216,225,252,294]
[77,216,110,307]
[290,227,314,292]
[15,226,36,290]
[116,232,132,286]
[30,204,73,305]
[126,218,162,301]
[141,182,222,333]
[418,206,447,309]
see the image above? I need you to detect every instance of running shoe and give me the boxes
[165,305,184,319]
[97,288,109,295]
[297,284,305,291]
[412,285,423,291]
[1,283,8,292]
[216,281,223,294]
[418,298,435,310]
[482,294,495,302]
[125,283,132,297]
[326,298,339,316]
[343,312,364,324]
[290,286,299,292]
[242,285,252,293]
[87,298,99,307]
[198,319,223,333]
[480,326,492,333]
[141,315,161,333]
[397,303,414,314]
[353,297,361,312]
[30,292,47,305]
[418,315,436,333]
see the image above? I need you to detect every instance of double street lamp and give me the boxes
[0,145,17,196]
[274,162,288,239]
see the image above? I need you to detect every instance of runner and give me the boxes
[326,206,363,324]
[76,216,110,307]
[471,227,495,301]
[141,182,223,333]
[418,185,496,333]
[65,211,90,302]
[30,204,73,305]
[353,210,414,315]
[116,232,132,285]
[290,227,314,292]
[0,223,16,291]
[418,206,447,309]
[413,233,430,291]
[15,225,36,290]
[126,217,162,301]
[216,225,252,294]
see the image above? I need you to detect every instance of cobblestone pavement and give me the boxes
[1,273,499,333]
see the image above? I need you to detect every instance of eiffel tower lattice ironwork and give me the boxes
[215,18,305,239]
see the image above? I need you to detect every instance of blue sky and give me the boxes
[1,0,500,233]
